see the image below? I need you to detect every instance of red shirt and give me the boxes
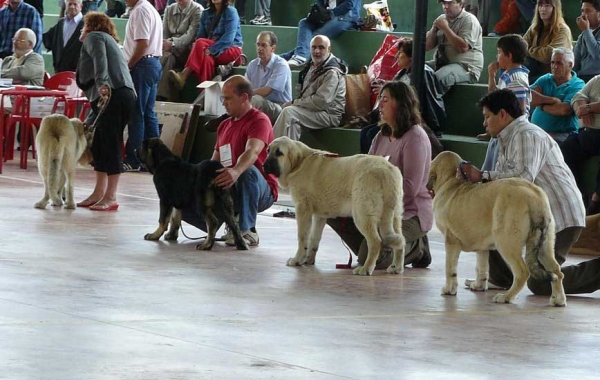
[215,108,278,201]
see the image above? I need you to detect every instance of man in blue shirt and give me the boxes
[531,48,585,144]
[245,31,292,125]
[0,0,43,58]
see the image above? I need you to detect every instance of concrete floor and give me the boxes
[1,158,599,380]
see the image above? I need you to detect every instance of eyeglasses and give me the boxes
[12,38,28,43]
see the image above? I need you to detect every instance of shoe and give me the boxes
[273,210,295,218]
[412,250,431,268]
[239,16,246,24]
[122,162,141,172]
[220,225,232,241]
[357,243,393,270]
[77,198,100,208]
[169,70,185,90]
[287,55,307,69]
[476,132,491,141]
[253,16,272,25]
[89,203,119,211]
[249,15,263,24]
[226,228,259,247]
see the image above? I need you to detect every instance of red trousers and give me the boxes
[185,38,243,83]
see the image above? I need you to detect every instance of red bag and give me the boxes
[367,34,402,106]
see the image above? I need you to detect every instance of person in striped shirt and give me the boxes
[481,34,531,170]
[460,89,600,296]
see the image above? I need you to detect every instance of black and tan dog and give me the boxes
[136,138,248,251]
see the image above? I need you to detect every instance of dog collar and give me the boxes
[311,152,341,158]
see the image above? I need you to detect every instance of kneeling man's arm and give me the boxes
[214,138,265,189]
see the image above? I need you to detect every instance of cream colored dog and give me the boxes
[34,114,91,209]
[263,136,405,275]
[428,151,566,306]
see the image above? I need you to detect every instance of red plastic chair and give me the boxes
[44,71,89,118]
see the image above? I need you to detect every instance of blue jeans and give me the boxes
[182,165,274,232]
[293,18,355,60]
[126,57,162,166]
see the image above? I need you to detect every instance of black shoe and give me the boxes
[412,250,431,268]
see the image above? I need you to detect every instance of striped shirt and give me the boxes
[0,2,43,55]
[490,115,585,231]
[497,65,531,117]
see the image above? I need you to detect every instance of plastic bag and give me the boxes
[367,34,401,105]
[363,0,394,32]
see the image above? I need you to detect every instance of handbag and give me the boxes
[306,2,331,28]
[341,73,372,128]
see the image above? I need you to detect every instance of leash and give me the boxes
[335,217,354,269]
[179,222,207,241]
[83,88,111,136]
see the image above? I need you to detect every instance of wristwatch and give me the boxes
[482,170,491,182]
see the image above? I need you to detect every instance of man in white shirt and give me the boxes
[245,31,292,124]
[460,89,600,296]
[122,0,163,171]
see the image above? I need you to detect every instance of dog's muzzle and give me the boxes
[263,156,280,177]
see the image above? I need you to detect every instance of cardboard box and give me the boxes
[197,81,225,115]
[154,101,194,157]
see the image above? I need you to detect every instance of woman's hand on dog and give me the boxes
[455,162,483,183]
[214,167,240,189]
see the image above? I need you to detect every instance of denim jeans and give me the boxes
[181,165,274,232]
[294,18,355,60]
[126,56,162,166]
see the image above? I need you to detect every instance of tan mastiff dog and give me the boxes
[264,137,405,275]
[428,151,566,306]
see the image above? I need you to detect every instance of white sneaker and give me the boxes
[226,228,259,247]
[288,55,307,68]
[249,15,264,24]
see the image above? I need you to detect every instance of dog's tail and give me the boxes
[525,200,558,282]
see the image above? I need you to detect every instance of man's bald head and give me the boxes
[224,75,253,99]
[310,35,332,65]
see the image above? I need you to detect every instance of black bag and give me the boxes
[306,2,331,28]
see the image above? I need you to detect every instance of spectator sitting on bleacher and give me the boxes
[248,0,271,25]
[105,0,126,17]
[42,0,84,73]
[425,0,484,95]
[272,35,346,141]
[480,34,531,171]
[285,0,361,69]
[574,0,600,83]
[530,47,584,143]
[562,75,600,215]
[360,37,446,154]
[0,28,44,86]
[0,0,42,58]
[478,34,531,141]
[523,0,572,84]
[168,0,243,92]
[157,0,203,101]
[245,31,292,125]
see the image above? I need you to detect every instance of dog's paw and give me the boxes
[465,278,488,291]
[196,240,214,250]
[235,241,249,251]
[492,293,513,303]
[144,233,162,241]
[164,232,179,241]
[441,285,457,296]
[64,202,76,210]
[550,293,567,307]
[50,199,63,207]
[34,201,48,209]
[353,265,373,276]
[386,264,404,274]
[286,256,305,266]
